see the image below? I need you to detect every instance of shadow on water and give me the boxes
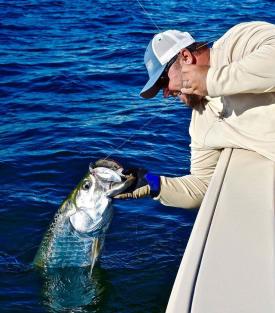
[37,266,109,313]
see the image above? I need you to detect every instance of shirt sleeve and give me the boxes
[154,148,221,209]
[207,26,275,97]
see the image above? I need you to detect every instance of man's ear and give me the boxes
[180,48,195,65]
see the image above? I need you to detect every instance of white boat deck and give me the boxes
[166,148,275,313]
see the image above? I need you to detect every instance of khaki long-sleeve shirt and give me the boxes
[156,21,275,209]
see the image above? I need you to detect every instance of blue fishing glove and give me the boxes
[114,168,160,199]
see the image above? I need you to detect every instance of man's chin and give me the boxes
[178,93,188,103]
[178,93,206,109]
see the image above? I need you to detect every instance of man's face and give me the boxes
[163,56,204,108]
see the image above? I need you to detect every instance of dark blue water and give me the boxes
[1,1,274,312]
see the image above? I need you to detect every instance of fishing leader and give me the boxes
[115,21,275,208]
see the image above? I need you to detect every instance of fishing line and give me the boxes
[103,100,170,160]
[103,0,215,160]
[136,0,161,31]
[134,0,215,47]
[103,1,170,161]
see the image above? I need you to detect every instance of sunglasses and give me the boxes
[157,53,179,89]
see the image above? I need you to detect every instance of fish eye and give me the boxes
[82,181,91,191]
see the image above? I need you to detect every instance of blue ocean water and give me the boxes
[0,1,274,312]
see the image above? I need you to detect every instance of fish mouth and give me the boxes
[106,174,135,197]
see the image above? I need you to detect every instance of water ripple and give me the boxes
[1,0,274,312]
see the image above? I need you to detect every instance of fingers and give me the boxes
[180,64,209,96]
[114,192,134,199]
[113,185,151,200]
[182,80,191,88]
[181,80,194,94]
[181,87,195,95]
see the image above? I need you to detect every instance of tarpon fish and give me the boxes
[34,159,131,270]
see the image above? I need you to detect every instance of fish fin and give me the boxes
[90,237,103,275]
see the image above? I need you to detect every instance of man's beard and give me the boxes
[185,94,207,111]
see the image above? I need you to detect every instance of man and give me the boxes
[116,21,275,209]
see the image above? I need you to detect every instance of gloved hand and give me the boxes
[114,168,160,199]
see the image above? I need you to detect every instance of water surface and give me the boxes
[1,0,274,312]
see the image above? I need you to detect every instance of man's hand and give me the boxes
[114,183,151,199]
[180,64,209,96]
[114,168,160,199]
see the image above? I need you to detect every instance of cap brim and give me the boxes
[140,63,166,99]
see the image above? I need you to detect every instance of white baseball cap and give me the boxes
[140,30,195,98]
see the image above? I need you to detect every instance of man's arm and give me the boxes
[154,148,221,209]
[181,23,275,97]
[207,23,275,97]
[207,42,275,97]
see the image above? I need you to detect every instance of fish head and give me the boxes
[74,159,126,208]
[74,167,121,209]
[69,159,131,235]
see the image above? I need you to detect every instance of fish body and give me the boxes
[34,159,129,269]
